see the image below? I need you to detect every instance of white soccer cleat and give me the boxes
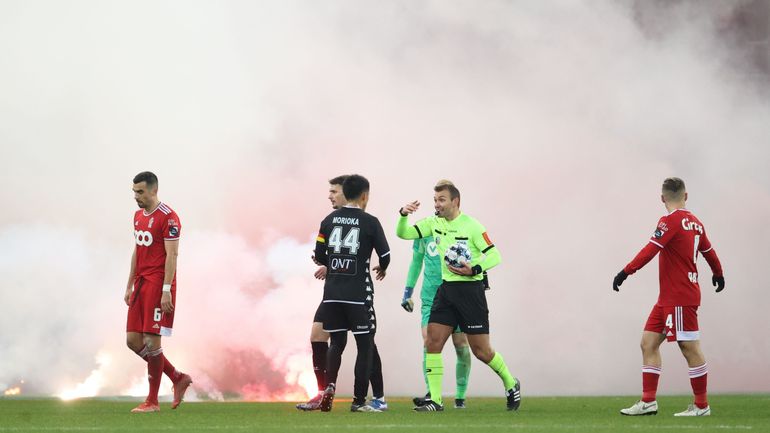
[674,404,710,417]
[620,400,658,416]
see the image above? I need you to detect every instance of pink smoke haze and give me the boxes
[1,1,768,399]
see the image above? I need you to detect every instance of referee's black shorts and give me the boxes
[429,280,489,334]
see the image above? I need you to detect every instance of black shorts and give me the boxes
[429,280,489,334]
[313,301,325,323]
[321,302,372,334]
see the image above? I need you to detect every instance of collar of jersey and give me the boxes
[665,208,687,217]
[143,202,163,217]
[343,204,362,209]
[440,211,464,223]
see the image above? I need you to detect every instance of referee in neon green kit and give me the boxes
[397,181,520,412]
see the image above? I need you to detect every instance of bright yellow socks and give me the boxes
[486,352,516,390]
[425,352,444,405]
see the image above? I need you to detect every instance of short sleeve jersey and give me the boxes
[649,209,713,306]
[315,207,390,303]
[133,202,181,281]
[411,213,498,282]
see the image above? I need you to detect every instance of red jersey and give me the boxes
[133,202,181,282]
[624,209,723,307]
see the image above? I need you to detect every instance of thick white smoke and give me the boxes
[1,0,768,398]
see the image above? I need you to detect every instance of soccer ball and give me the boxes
[444,242,472,268]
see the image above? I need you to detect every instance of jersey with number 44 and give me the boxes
[625,209,719,307]
[133,202,181,282]
[314,206,390,304]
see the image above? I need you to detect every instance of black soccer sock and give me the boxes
[325,332,347,387]
[353,333,374,402]
[370,342,384,398]
[311,342,328,392]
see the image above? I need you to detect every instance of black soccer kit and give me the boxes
[314,206,390,402]
[315,206,390,333]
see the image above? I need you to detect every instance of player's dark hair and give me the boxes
[342,174,369,200]
[662,177,686,200]
[133,171,158,187]
[434,182,460,201]
[328,175,349,186]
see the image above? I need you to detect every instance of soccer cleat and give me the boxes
[319,384,335,412]
[171,374,193,409]
[413,399,444,412]
[413,392,430,407]
[367,398,388,411]
[351,402,382,412]
[620,400,658,416]
[130,401,160,413]
[506,378,521,411]
[296,392,323,411]
[674,404,710,417]
[454,398,466,409]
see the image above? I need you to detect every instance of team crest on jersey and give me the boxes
[148,217,155,228]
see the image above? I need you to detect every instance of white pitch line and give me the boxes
[0,424,755,431]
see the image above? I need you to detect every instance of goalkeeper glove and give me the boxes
[613,270,628,292]
[401,286,414,312]
[712,275,725,293]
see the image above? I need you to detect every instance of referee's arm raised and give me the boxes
[396,200,431,240]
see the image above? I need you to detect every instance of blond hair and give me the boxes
[434,179,460,201]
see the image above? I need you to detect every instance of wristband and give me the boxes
[162,284,172,293]
[399,208,408,217]
[403,286,414,299]
[471,265,483,276]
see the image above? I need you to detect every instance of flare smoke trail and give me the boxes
[1,1,769,398]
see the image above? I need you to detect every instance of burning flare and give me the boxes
[4,387,21,396]
[58,352,111,401]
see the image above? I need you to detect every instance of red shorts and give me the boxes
[126,277,176,336]
[644,305,699,342]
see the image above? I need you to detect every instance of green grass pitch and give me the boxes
[1,395,768,433]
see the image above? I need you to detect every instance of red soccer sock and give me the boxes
[689,363,708,408]
[641,365,661,402]
[135,344,181,383]
[146,348,165,404]
[162,354,183,383]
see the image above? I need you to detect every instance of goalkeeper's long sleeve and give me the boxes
[405,240,425,289]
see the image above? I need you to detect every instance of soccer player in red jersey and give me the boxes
[613,178,725,417]
[125,171,192,413]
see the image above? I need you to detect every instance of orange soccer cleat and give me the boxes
[131,401,160,413]
[171,374,193,409]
